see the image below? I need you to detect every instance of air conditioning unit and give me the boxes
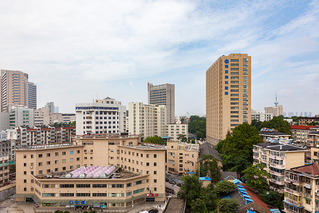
[30,166,33,169]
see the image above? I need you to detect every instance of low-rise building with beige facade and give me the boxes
[15,134,165,209]
[253,143,307,193]
[34,107,76,126]
[166,141,199,175]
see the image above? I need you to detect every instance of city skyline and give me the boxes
[0,1,319,115]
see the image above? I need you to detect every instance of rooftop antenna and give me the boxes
[274,93,279,107]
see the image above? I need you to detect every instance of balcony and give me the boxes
[269,155,285,160]
[303,192,311,198]
[270,163,285,169]
[269,179,284,185]
[285,177,302,185]
[253,155,259,160]
[253,162,257,166]
[284,188,303,196]
[284,198,303,207]
[269,170,284,177]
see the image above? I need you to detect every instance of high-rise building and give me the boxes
[44,102,55,113]
[148,82,175,124]
[8,105,34,128]
[206,53,251,145]
[128,102,166,138]
[75,97,127,135]
[27,82,37,109]
[0,69,36,112]
[251,110,273,122]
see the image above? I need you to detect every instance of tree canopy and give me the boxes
[242,164,271,193]
[188,115,206,140]
[144,135,165,145]
[198,154,221,182]
[260,116,291,135]
[213,180,236,197]
[177,174,203,207]
[220,123,263,173]
[216,198,240,213]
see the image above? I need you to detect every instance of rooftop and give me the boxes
[72,133,139,139]
[259,131,290,136]
[199,142,222,161]
[35,166,140,179]
[122,143,166,150]
[290,125,316,130]
[291,164,319,176]
[15,143,82,151]
[255,143,307,151]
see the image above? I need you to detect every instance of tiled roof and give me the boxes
[292,164,319,176]
[241,183,269,211]
[290,125,316,130]
[199,142,222,161]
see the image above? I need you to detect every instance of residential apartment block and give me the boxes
[253,143,307,193]
[75,98,126,135]
[299,117,319,125]
[15,134,165,208]
[284,164,319,213]
[0,69,37,112]
[167,141,199,175]
[34,107,75,126]
[0,155,10,187]
[251,110,273,122]
[148,82,175,124]
[206,53,251,145]
[291,125,317,145]
[128,102,166,138]
[9,105,34,128]
[164,122,188,142]
[6,126,76,147]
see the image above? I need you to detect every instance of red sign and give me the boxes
[146,193,150,197]
[155,194,158,197]
[152,194,154,197]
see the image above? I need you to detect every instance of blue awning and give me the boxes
[283,200,304,208]
[247,210,255,213]
[243,195,251,199]
[241,191,248,195]
[233,179,242,184]
[237,185,244,188]
[199,177,212,181]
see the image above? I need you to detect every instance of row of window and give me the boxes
[23,150,80,159]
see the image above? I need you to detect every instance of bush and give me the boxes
[89,211,96,213]
[64,211,70,213]
[83,211,88,213]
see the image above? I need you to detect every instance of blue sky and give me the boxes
[0,0,319,116]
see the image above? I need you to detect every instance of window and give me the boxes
[70,158,74,162]
[230,68,239,71]
[154,154,157,158]
[76,184,90,188]
[24,179,27,183]
[23,163,26,167]
[38,170,42,174]
[77,150,80,154]
[55,160,58,164]
[62,167,66,170]
[60,193,74,197]
[154,162,157,166]
[55,152,58,156]
[70,151,73,154]
[231,63,239,66]
[108,184,124,188]
[62,159,66,163]
[154,171,157,175]
[60,184,74,188]
[31,154,33,158]
[231,59,239,62]
[47,169,51,173]
[47,153,50,157]
[38,162,42,166]
[146,163,149,166]
[76,193,90,197]
[47,161,50,165]
[93,193,107,197]
[38,154,42,158]
[231,72,239,75]
[93,184,107,188]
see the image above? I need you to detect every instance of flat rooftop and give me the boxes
[35,166,140,179]
[72,133,139,139]
[14,143,82,151]
[122,143,166,150]
[259,131,290,136]
[255,143,307,151]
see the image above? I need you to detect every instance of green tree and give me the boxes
[260,191,284,210]
[198,154,221,182]
[251,119,262,130]
[242,164,271,193]
[177,174,203,206]
[215,139,225,154]
[177,134,187,142]
[70,121,76,127]
[260,116,291,135]
[144,135,165,145]
[189,116,206,139]
[291,116,300,124]
[221,123,263,173]
[215,199,240,213]
[213,180,236,197]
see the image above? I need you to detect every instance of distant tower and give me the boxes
[274,93,279,107]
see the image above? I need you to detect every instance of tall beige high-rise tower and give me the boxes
[1,70,27,112]
[148,82,175,124]
[206,53,251,145]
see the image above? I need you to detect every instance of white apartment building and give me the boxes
[6,126,76,147]
[251,110,273,122]
[34,107,75,126]
[165,121,188,142]
[0,112,9,130]
[9,105,34,128]
[128,102,166,138]
[75,98,126,135]
[264,105,283,117]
